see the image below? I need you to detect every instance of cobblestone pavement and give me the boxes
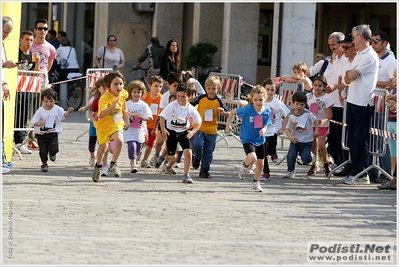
[2,111,397,266]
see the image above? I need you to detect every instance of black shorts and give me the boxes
[243,143,265,160]
[165,129,192,155]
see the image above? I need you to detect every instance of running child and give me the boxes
[123,80,152,173]
[30,88,74,172]
[284,91,319,179]
[92,71,129,182]
[226,85,272,192]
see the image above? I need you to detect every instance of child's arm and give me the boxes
[278,115,289,135]
[225,108,237,133]
[187,121,200,139]
[319,106,332,126]
[281,75,299,84]
[159,116,169,141]
[313,117,319,138]
[259,125,267,137]
[284,127,297,144]
[78,102,92,113]
[98,96,119,119]
[122,102,130,129]
[64,107,74,118]
[299,78,312,92]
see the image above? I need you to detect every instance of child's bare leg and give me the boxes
[318,136,328,164]
[183,148,192,175]
[96,143,108,166]
[167,154,176,168]
[110,132,123,162]
[244,152,257,167]
[254,158,263,181]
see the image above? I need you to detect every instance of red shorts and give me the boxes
[145,128,157,147]
[313,126,329,137]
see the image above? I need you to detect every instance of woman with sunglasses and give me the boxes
[94,35,125,70]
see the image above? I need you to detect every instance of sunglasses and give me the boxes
[342,45,354,50]
[371,39,382,44]
[108,39,116,42]
[36,27,48,31]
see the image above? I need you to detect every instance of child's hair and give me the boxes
[292,61,309,73]
[89,77,106,97]
[292,91,307,104]
[176,82,189,94]
[261,78,276,88]
[127,80,146,99]
[187,82,197,97]
[103,71,125,88]
[312,75,328,86]
[204,75,221,91]
[41,88,57,101]
[167,71,183,85]
[248,85,267,104]
[148,75,163,86]
[169,92,177,102]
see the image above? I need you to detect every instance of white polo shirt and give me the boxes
[375,52,397,90]
[347,46,379,107]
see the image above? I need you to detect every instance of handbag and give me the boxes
[60,47,72,69]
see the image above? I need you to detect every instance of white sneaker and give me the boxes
[149,155,158,166]
[89,156,96,166]
[101,164,109,176]
[247,164,255,174]
[140,160,151,168]
[19,145,32,154]
[283,170,295,178]
[238,162,249,180]
[251,181,263,192]
[354,175,370,185]
[2,167,10,174]
[343,175,355,184]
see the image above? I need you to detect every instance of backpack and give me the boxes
[309,59,329,81]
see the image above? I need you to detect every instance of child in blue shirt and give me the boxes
[226,85,272,192]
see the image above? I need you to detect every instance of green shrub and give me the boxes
[184,42,218,78]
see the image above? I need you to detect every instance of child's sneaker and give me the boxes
[247,164,255,174]
[89,156,96,166]
[41,163,48,172]
[260,172,270,181]
[49,155,56,162]
[140,160,151,168]
[251,181,263,192]
[92,166,101,182]
[154,156,164,168]
[101,164,109,176]
[165,166,177,174]
[307,163,319,176]
[238,162,249,180]
[283,170,295,178]
[131,164,138,173]
[110,163,121,177]
[182,174,193,184]
[149,155,158,166]
[270,154,278,163]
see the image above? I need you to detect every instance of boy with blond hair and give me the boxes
[190,75,230,178]
[140,75,163,168]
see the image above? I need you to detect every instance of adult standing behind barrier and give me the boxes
[133,37,164,84]
[368,31,397,183]
[56,38,80,82]
[31,18,56,85]
[14,30,40,154]
[2,16,17,174]
[342,24,379,186]
[94,35,125,70]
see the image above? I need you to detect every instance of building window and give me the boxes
[258,9,273,66]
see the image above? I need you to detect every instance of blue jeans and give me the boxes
[287,141,313,172]
[192,131,217,172]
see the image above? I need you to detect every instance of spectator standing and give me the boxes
[94,35,125,70]
[56,38,80,82]
[134,37,164,85]
[31,18,57,85]
[368,31,397,183]
[343,24,379,185]
[46,29,60,49]
[2,16,17,174]
[14,30,40,155]
[58,31,67,44]
[160,39,180,81]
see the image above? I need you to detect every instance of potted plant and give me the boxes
[184,42,218,80]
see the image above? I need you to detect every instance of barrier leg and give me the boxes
[59,83,68,110]
[75,129,89,142]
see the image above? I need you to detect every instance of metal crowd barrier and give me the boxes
[74,68,112,142]
[209,72,246,145]
[275,82,304,165]
[13,70,48,159]
[328,88,392,183]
